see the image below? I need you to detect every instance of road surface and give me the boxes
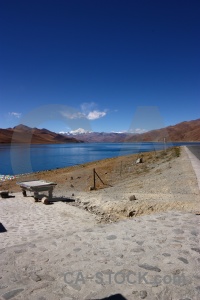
[187,145,200,160]
[185,146,200,190]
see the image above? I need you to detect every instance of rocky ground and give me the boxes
[0,146,200,299]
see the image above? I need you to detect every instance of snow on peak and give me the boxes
[59,128,91,135]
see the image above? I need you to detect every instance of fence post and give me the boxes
[93,168,96,190]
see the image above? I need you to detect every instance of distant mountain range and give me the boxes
[0,124,82,144]
[61,131,133,143]
[0,118,200,144]
[61,118,200,142]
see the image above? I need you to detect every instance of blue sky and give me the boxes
[0,0,199,133]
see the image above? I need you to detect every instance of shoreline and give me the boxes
[1,142,200,178]
[1,146,177,188]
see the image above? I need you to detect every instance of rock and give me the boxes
[162,253,171,257]
[129,195,136,201]
[136,158,143,164]
[83,201,89,205]
[106,235,117,240]
[178,257,189,264]
[41,197,49,205]
[191,230,198,236]
[2,288,24,299]
[30,273,41,282]
[128,211,136,217]
[173,229,184,234]
[196,286,200,291]
[130,248,144,253]
[140,290,147,299]
[191,247,200,254]
[138,263,161,272]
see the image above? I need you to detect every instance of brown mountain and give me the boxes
[63,118,200,142]
[0,124,82,144]
[0,118,200,144]
[126,118,200,142]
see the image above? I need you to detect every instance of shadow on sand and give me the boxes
[97,294,127,300]
[24,195,75,204]
[50,197,75,204]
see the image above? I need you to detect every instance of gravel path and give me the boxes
[0,147,200,300]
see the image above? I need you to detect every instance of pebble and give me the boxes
[106,235,117,240]
[178,257,189,264]
[30,273,41,282]
[191,248,200,254]
[140,290,148,299]
[138,263,161,272]
[2,288,24,299]
[173,229,184,234]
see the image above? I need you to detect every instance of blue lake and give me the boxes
[0,142,199,175]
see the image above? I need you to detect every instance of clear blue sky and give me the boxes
[0,0,199,133]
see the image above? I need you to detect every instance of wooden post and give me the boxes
[93,168,96,190]
[120,161,122,177]
[164,137,166,153]
[48,188,53,200]
[22,190,27,197]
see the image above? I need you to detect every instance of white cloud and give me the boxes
[60,111,85,119]
[9,112,22,118]
[87,110,106,120]
[60,102,107,121]
[135,128,147,133]
[80,102,107,119]
[129,128,147,134]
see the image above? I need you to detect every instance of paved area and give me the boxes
[186,146,200,160]
[185,146,200,190]
[0,194,200,300]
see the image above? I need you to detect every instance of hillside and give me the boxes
[126,118,200,142]
[63,118,200,142]
[0,125,82,144]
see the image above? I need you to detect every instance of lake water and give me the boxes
[0,142,199,175]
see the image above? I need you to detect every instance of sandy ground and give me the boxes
[0,146,200,299]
